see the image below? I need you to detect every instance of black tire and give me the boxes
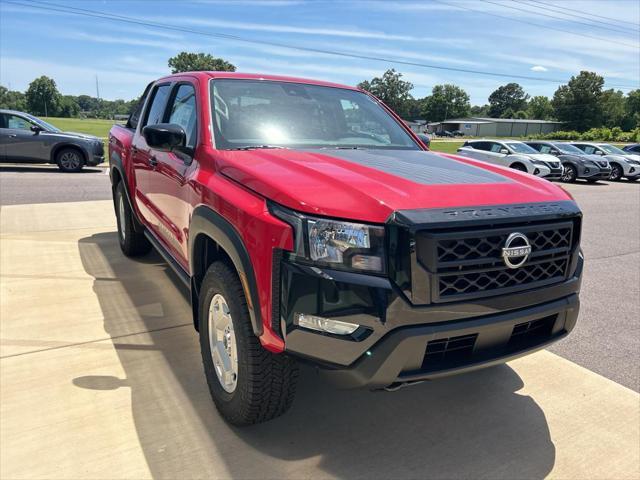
[510,163,527,172]
[586,178,600,183]
[561,164,577,183]
[199,261,298,426]
[115,182,151,257]
[609,163,623,181]
[56,147,84,172]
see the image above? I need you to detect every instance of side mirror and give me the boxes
[551,149,560,155]
[499,148,509,155]
[595,150,603,155]
[142,123,186,152]
[30,125,43,134]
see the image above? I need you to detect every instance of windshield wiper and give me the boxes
[320,146,369,150]
[229,145,288,150]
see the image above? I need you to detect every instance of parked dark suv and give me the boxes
[0,109,104,172]
[525,141,611,183]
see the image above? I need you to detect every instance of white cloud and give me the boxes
[530,65,548,72]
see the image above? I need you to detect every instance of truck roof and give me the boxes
[156,71,360,91]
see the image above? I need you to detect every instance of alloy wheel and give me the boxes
[208,294,238,393]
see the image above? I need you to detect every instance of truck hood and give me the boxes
[214,148,572,223]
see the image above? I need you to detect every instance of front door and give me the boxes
[147,82,199,267]
[0,113,47,162]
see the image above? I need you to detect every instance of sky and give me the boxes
[0,0,638,105]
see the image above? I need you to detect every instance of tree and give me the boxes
[25,76,61,116]
[470,104,490,116]
[357,69,414,118]
[527,96,554,120]
[58,95,80,118]
[168,52,236,74]
[552,71,604,131]
[419,84,470,122]
[624,89,640,131]
[0,86,27,111]
[488,82,529,118]
[600,89,627,128]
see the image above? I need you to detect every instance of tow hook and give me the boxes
[383,380,425,392]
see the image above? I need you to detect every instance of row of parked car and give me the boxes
[455,139,640,183]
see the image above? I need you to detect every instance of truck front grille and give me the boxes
[416,219,578,303]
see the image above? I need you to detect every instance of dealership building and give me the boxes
[427,117,563,137]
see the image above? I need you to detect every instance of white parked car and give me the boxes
[456,140,563,180]
[571,142,640,181]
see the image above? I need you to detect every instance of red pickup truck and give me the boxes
[109,71,583,425]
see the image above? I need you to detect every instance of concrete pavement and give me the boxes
[1,199,639,479]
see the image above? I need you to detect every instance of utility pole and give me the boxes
[95,75,100,100]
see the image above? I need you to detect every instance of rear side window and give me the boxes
[470,141,488,150]
[167,84,198,149]
[143,84,172,127]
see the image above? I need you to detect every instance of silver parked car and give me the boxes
[456,139,563,180]
[0,109,104,172]
[525,141,611,183]
[571,142,640,181]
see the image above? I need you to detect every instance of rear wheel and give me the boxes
[199,261,298,425]
[609,164,623,181]
[56,148,84,172]
[561,164,577,183]
[115,182,151,257]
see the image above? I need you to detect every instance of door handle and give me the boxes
[149,156,158,167]
[8,134,17,138]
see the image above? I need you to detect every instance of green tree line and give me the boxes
[358,69,639,132]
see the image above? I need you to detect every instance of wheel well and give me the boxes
[52,144,87,165]
[510,162,527,171]
[191,233,234,330]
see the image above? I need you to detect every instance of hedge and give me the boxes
[530,127,640,143]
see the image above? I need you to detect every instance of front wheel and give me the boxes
[561,165,577,183]
[56,148,84,172]
[609,164,623,181]
[199,261,298,426]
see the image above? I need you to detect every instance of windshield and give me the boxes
[505,142,538,154]
[210,79,419,150]
[555,143,584,154]
[25,114,61,133]
[599,144,627,155]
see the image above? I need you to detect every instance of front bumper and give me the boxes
[88,155,104,166]
[541,165,563,180]
[281,253,583,389]
[624,165,640,178]
[578,163,611,180]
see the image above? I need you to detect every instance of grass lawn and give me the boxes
[42,117,117,140]
[429,141,464,154]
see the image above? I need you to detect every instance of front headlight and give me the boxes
[270,203,386,274]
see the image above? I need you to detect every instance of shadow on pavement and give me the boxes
[77,231,556,480]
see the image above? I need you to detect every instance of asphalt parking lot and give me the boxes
[1,165,639,479]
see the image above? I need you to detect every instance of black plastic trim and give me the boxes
[189,205,263,336]
[143,230,190,287]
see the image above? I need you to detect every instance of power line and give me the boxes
[470,0,639,48]
[3,0,638,91]
[524,0,640,30]
[511,0,640,36]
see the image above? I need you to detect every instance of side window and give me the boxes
[471,141,487,151]
[538,144,552,154]
[490,142,504,153]
[2,114,32,130]
[167,84,198,149]
[143,84,172,127]
[582,146,596,155]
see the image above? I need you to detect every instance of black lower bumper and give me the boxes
[281,254,582,389]
[88,155,104,166]
[319,294,578,389]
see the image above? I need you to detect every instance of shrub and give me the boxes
[529,127,639,142]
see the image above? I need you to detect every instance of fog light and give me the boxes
[296,313,359,335]
[630,167,636,173]
[534,168,540,175]
[585,168,590,173]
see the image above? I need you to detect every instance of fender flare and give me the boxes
[189,205,263,336]
[51,142,90,165]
